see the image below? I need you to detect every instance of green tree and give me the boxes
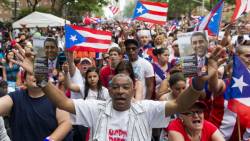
[123,1,136,18]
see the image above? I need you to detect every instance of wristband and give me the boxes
[11,40,17,47]
[192,77,205,91]
[44,137,54,141]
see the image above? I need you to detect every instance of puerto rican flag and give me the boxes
[65,25,112,52]
[194,0,224,36]
[109,5,119,15]
[231,0,250,22]
[83,16,101,25]
[132,1,168,25]
[224,55,250,127]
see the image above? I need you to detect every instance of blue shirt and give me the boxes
[9,90,72,141]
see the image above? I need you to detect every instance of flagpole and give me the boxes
[237,116,242,141]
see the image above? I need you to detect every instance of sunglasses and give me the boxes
[126,47,137,51]
[181,110,203,116]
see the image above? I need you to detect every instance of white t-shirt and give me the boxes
[71,99,170,140]
[79,86,110,100]
[70,68,85,99]
[131,57,155,99]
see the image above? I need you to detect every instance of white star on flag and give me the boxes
[70,35,77,42]
[137,6,144,14]
[232,75,249,94]
[211,13,218,22]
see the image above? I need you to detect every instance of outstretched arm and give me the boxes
[42,82,75,114]
[165,46,224,116]
[48,108,72,141]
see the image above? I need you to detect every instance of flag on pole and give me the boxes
[231,0,250,22]
[83,16,101,25]
[194,0,224,36]
[65,25,112,52]
[109,5,119,15]
[224,55,250,127]
[132,1,168,25]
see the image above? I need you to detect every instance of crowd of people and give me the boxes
[0,13,249,141]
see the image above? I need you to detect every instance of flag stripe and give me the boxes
[67,46,108,52]
[76,30,112,40]
[231,0,248,21]
[72,26,112,36]
[247,0,250,12]
[148,10,167,16]
[136,17,165,25]
[234,98,250,106]
[143,4,168,12]
[141,0,168,8]
[139,13,166,22]
[76,42,110,49]
[228,99,250,127]
[86,37,111,44]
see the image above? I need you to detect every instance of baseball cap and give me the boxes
[80,58,92,65]
[192,100,207,110]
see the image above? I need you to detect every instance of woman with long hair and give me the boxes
[3,50,20,92]
[63,65,109,100]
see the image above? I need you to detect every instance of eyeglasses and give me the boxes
[126,47,137,51]
[181,110,203,116]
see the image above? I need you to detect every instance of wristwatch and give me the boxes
[37,80,48,88]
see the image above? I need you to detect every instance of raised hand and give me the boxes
[10,43,35,74]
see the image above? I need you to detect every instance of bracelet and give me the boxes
[191,77,204,91]
[44,137,55,141]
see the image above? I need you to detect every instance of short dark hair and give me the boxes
[152,47,168,56]
[169,72,186,87]
[191,32,208,43]
[44,37,58,48]
[0,80,7,87]
[124,39,139,48]
[115,60,136,82]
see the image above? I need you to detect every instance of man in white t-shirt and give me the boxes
[37,72,209,140]
[124,39,155,99]
[33,45,223,140]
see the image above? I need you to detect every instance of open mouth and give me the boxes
[192,120,201,125]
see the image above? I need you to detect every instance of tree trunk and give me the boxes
[50,0,56,13]
[32,0,39,12]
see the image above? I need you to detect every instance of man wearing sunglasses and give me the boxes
[124,39,155,100]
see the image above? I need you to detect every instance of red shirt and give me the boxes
[100,65,115,88]
[166,118,218,141]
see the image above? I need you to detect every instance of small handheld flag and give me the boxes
[65,25,112,52]
[132,1,168,25]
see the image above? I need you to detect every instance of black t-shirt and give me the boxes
[9,90,72,141]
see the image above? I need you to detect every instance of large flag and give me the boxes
[109,5,119,15]
[194,0,224,36]
[132,1,168,25]
[65,25,112,52]
[231,0,250,22]
[224,55,250,127]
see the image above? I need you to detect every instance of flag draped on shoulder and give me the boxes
[231,0,250,22]
[194,0,224,36]
[65,25,112,52]
[224,55,250,127]
[132,1,168,25]
[109,5,119,15]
